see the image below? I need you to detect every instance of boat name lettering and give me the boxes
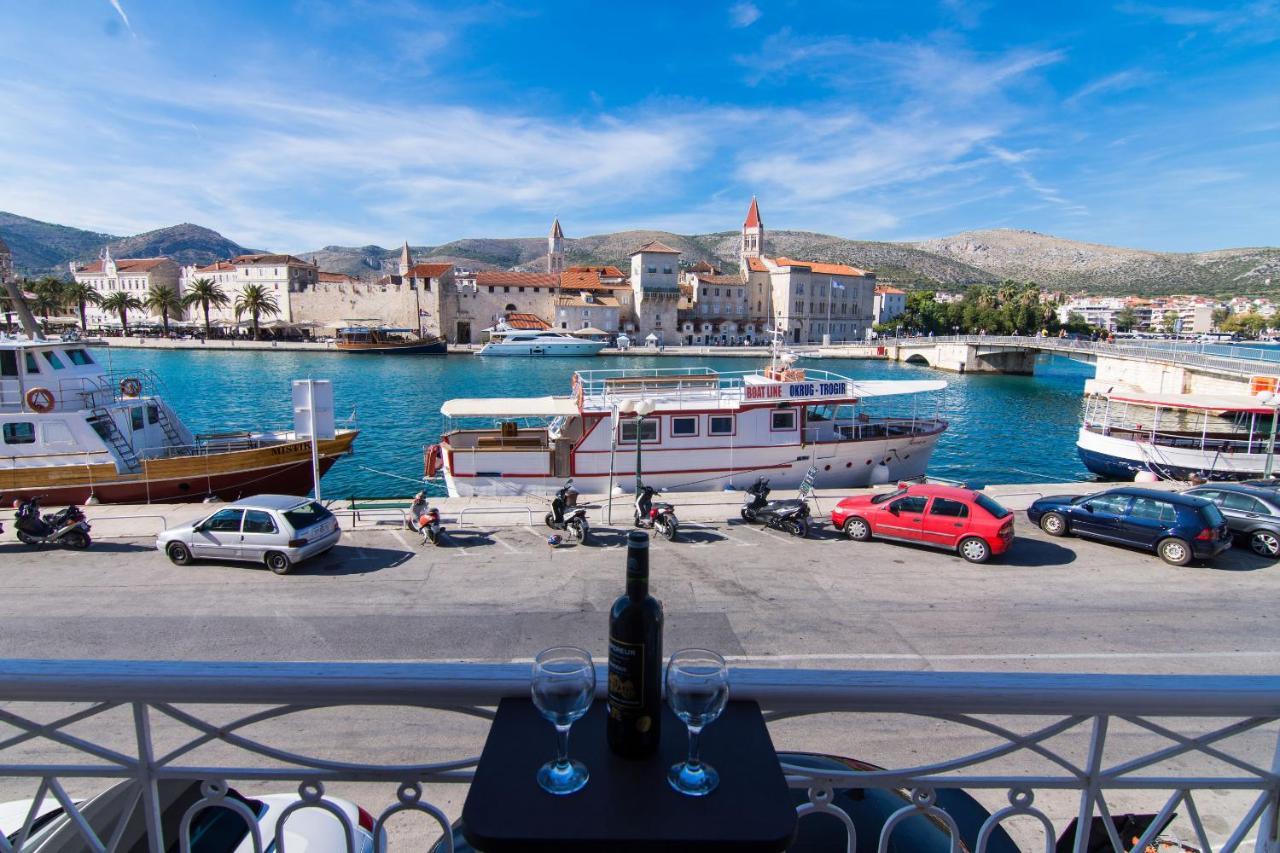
[270,441,310,456]
[745,381,848,401]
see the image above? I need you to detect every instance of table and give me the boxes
[462,698,797,852]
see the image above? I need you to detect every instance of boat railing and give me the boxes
[1084,421,1266,454]
[574,367,859,409]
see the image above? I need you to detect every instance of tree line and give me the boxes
[873,282,1097,337]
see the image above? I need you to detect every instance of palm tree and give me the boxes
[182,277,229,338]
[31,276,65,320]
[144,283,183,336]
[99,291,144,335]
[61,281,102,332]
[233,284,280,340]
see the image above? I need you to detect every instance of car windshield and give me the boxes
[974,494,1012,519]
[283,501,334,531]
[871,489,906,505]
[1200,503,1226,526]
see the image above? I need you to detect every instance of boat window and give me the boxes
[203,508,245,532]
[3,422,36,444]
[890,495,928,514]
[0,351,16,377]
[974,494,1012,519]
[1222,492,1267,514]
[771,410,797,431]
[619,419,659,443]
[147,404,160,425]
[671,416,698,437]
[42,351,65,369]
[131,407,144,431]
[243,510,278,534]
[708,415,734,436]
[64,348,95,366]
[929,497,969,518]
[24,353,40,374]
[1130,496,1176,522]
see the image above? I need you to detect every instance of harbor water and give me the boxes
[99,348,1099,498]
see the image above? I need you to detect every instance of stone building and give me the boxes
[449,271,560,344]
[679,272,760,344]
[548,219,565,275]
[557,266,632,333]
[73,248,181,327]
[629,241,682,342]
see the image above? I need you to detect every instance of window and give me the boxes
[709,415,734,435]
[283,501,334,531]
[519,287,525,292]
[796,283,805,295]
[3,422,36,444]
[243,510,278,534]
[771,409,797,430]
[890,495,929,514]
[1083,494,1131,515]
[504,286,510,293]
[42,351,65,369]
[929,497,969,518]
[24,353,40,373]
[147,404,160,425]
[647,266,657,274]
[488,286,494,293]
[64,348,94,366]
[663,267,673,274]
[1222,492,1268,514]
[1129,496,1176,522]
[671,416,698,437]
[203,509,244,532]
[0,351,16,377]
[974,494,1012,518]
[619,419,659,443]
[131,407,144,431]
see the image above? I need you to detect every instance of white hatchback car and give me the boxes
[157,495,342,574]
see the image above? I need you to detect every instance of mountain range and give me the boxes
[2,210,1277,297]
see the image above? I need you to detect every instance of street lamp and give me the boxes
[630,398,656,493]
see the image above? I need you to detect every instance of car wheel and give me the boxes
[63,530,90,550]
[265,551,292,575]
[1249,530,1280,558]
[166,542,193,565]
[843,517,871,541]
[958,536,991,564]
[1039,512,1068,537]
[1157,537,1192,566]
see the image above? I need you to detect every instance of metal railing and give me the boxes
[0,659,1276,853]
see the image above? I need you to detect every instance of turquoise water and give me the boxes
[97,347,1098,497]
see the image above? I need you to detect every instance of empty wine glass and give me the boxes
[530,646,596,795]
[666,648,729,796]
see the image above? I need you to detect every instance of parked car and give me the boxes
[3,779,378,852]
[156,495,341,574]
[1184,483,1280,557]
[830,483,1015,563]
[1027,487,1231,566]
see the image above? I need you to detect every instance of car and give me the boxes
[1026,487,1231,566]
[1184,483,1280,557]
[3,779,378,852]
[829,483,1015,563]
[156,495,342,574]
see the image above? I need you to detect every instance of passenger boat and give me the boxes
[0,335,358,505]
[431,361,947,497]
[477,320,608,357]
[1077,382,1278,481]
[335,325,447,354]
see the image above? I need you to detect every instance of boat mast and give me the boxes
[2,279,45,340]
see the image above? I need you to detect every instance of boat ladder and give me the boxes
[90,408,142,474]
[153,404,184,449]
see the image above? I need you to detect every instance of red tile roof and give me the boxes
[744,197,762,228]
[875,285,906,295]
[409,262,453,279]
[745,257,769,272]
[567,265,626,279]
[772,257,871,277]
[476,271,560,287]
[318,271,359,283]
[232,253,314,267]
[504,312,551,330]
[196,260,236,273]
[630,240,681,255]
[77,258,172,274]
[556,293,619,308]
[697,274,742,286]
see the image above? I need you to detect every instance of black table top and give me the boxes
[462,698,797,853]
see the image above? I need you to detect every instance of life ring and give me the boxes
[120,377,143,397]
[25,387,55,413]
[424,444,443,478]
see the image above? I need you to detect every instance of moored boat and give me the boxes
[477,319,607,357]
[336,325,447,354]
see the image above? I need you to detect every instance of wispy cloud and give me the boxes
[939,0,992,29]
[106,0,134,35]
[1117,1,1280,43]
[1064,69,1155,105]
[729,2,761,28]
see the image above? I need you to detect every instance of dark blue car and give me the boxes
[1027,487,1231,565]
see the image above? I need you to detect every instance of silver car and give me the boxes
[157,495,342,574]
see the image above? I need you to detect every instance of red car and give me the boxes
[830,483,1015,563]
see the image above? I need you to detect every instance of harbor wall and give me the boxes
[290,282,427,334]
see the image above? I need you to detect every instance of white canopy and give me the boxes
[849,380,949,398]
[441,396,580,418]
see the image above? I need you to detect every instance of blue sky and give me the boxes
[1,1,1277,253]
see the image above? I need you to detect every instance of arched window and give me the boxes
[504,303,517,312]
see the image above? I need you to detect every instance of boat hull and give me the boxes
[1076,427,1269,481]
[336,338,447,355]
[476,341,607,356]
[0,431,358,504]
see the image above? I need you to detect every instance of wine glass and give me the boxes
[530,646,596,795]
[665,648,730,797]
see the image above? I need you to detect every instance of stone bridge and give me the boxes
[813,335,1270,395]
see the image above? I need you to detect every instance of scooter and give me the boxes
[545,479,590,542]
[409,494,443,546]
[740,476,810,537]
[13,497,92,549]
[634,484,678,541]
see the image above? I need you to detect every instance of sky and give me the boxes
[1,1,1278,253]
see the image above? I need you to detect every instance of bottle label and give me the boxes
[607,635,645,709]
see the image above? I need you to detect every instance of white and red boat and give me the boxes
[432,361,947,497]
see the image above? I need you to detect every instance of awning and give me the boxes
[570,327,609,337]
[847,380,949,398]
[1103,390,1276,415]
[441,396,580,418]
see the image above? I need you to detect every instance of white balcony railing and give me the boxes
[0,659,1277,852]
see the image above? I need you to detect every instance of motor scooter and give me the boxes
[545,479,590,542]
[740,476,810,537]
[13,497,92,549]
[409,492,443,546]
[633,484,678,541]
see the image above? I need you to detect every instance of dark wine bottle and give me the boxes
[607,529,664,757]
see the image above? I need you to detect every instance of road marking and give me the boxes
[492,535,522,554]
[391,531,409,549]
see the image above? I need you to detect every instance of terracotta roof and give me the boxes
[504,312,551,330]
[232,253,315,267]
[630,240,681,255]
[773,256,871,277]
[195,260,236,273]
[567,264,626,278]
[409,262,453,279]
[876,285,906,295]
[745,257,769,272]
[476,271,560,287]
[744,197,762,228]
[318,271,359,283]
[77,258,172,274]
[697,274,742,286]
[688,260,720,274]
[557,293,620,308]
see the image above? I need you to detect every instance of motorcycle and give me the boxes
[409,493,443,546]
[545,479,590,542]
[633,484,678,541]
[13,497,92,549]
[740,476,810,537]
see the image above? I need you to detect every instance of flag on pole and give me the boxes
[831,278,845,291]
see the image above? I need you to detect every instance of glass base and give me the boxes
[668,760,719,796]
[537,758,589,795]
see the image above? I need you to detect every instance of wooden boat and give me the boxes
[336,326,447,354]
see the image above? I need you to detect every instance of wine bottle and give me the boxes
[607,530,664,757]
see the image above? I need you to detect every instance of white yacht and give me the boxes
[477,320,608,357]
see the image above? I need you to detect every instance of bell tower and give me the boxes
[741,196,763,261]
[548,218,565,275]
[398,241,412,277]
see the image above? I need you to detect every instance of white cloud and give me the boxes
[1064,69,1154,106]
[1117,2,1280,43]
[106,0,134,34]
[729,2,762,28]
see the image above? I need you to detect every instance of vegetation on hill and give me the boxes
[879,282,1094,337]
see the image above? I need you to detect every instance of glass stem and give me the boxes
[555,724,571,769]
[686,725,703,769]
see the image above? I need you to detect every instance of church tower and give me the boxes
[741,197,764,261]
[398,241,412,277]
[548,218,565,275]
[103,245,117,278]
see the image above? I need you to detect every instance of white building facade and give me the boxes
[73,249,181,327]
